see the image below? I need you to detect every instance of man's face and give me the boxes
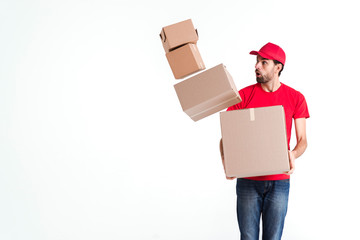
[255,55,277,83]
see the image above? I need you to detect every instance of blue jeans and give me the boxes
[236,178,290,240]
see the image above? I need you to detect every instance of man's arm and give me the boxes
[286,118,308,175]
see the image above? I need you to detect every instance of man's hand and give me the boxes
[284,118,308,175]
[220,139,236,180]
[226,176,236,180]
[285,150,296,175]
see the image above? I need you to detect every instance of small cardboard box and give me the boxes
[220,106,290,178]
[160,19,198,53]
[174,64,241,121]
[166,43,205,79]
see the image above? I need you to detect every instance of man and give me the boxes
[220,42,309,240]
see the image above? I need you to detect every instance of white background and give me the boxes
[1,0,359,239]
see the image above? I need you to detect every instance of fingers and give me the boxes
[226,176,236,180]
[285,168,294,175]
[285,163,295,175]
[285,150,295,175]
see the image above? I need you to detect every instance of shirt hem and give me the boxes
[243,174,290,181]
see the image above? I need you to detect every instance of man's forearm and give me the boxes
[291,138,307,159]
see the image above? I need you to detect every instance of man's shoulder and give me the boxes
[240,83,258,93]
[281,83,304,96]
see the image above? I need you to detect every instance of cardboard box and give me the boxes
[220,106,290,178]
[174,64,241,121]
[166,43,205,79]
[160,19,198,53]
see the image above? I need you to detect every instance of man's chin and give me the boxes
[256,77,271,84]
[256,77,265,83]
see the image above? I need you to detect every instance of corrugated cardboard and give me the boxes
[220,106,290,178]
[166,43,205,79]
[174,64,241,121]
[160,19,198,53]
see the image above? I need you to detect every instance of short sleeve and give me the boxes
[293,92,310,119]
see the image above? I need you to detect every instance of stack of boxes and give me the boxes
[160,19,289,178]
[160,19,205,79]
[160,19,242,121]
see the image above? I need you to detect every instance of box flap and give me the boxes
[159,27,168,43]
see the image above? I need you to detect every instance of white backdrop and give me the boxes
[1,0,359,239]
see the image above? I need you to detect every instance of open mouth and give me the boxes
[255,71,262,77]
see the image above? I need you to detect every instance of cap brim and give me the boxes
[249,51,274,60]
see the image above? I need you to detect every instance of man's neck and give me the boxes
[261,78,281,92]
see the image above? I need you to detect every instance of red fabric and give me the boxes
[227,83,310,181]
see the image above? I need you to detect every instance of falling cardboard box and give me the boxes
[166,43,205,79]
[220,106,290,178]
[174,64,241,121]
[160,19,199,53]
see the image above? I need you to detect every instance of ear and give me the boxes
[274,63,282,74]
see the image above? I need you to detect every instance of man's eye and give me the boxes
[262,61,267,65]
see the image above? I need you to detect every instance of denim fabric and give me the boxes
[236,178,290,240]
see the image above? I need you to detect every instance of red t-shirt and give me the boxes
[227,83,310,181]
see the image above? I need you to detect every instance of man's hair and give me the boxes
[273,60,284,76]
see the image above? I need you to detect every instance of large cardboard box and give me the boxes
[220,106,290,178]
[166,43,205,79]
[174,64,241,121]
[160,19,198,53]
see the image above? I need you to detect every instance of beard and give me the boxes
[256,72,274,83]
[256,75,271,83]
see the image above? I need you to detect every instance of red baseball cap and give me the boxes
[250,42,286,65]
